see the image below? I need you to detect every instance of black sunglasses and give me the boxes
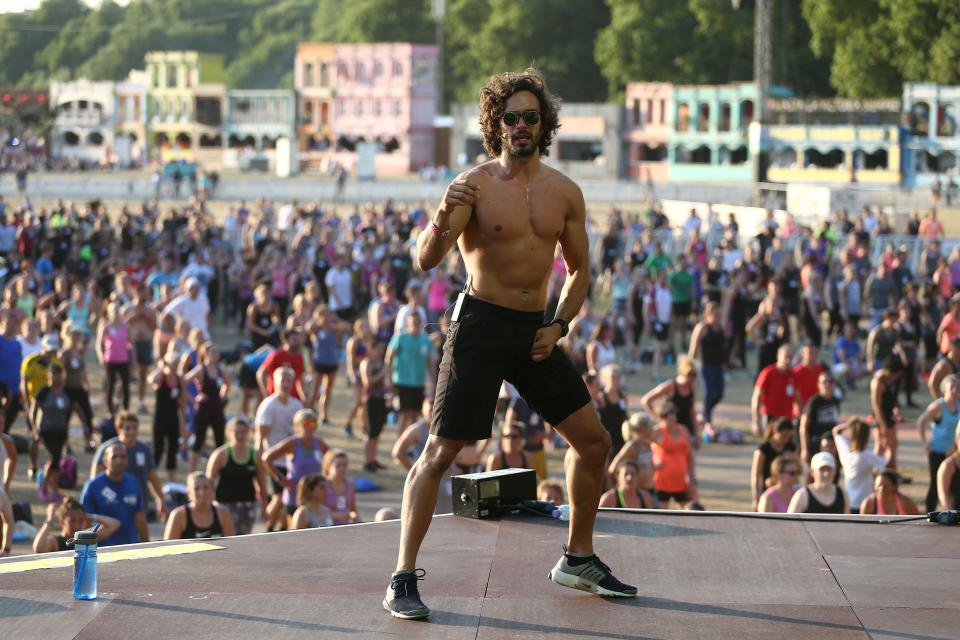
[502,110,541,127]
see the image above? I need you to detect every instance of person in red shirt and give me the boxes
[751,344,797,438]
[792,343,825,410]
[257,327,307,400]
[937,295,960,355]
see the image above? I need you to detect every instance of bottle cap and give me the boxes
[67,528,98,546]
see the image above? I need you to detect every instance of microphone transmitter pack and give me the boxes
[451,468,538,519]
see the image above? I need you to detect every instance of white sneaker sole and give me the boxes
[548,567,637,597]
[382,598,431,619]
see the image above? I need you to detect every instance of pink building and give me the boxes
[295,42,438,176]
[624,82,673,180]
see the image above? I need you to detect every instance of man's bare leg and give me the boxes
[548,403,636,597]
[551,404,611,555]
[395,435,465,571]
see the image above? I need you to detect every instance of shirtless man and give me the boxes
[383,69,635,620]
[125,285,158,413]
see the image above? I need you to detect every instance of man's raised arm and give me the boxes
[417,173,478,271]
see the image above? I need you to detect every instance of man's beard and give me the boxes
[506,134,538,157]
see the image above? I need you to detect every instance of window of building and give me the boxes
[646,99,653,124]
[740,100,754,129]
[336,99,344,116]
[79,99,88,110]
[861,148,888,170]
[167,64,178,88]
[356,63,366,82]
[697,103,710,132]
[355,101,363,116]
[375,62,384,77]
[639,143,667,161]
[320,63,329,87]
[691,145,711,164]
[304,62,314,87]
[676,103,690,132]
[393,61,403,76]
[719,103,731,132]
[374,100,382,116]
[195,97,222,126]
[659,99,665,124]
[320,101,329,125]
[558,140,604,162]
[184,65,192,88]
[631,99,640,126]
[151,65,159,89]
[235,98,251,114]
[302,100,313,125]
[393,101,401,116]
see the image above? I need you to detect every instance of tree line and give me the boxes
[1,0,958,105]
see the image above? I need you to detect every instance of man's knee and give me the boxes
[417,438,463,474]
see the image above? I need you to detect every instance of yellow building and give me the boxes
[145,51,226,166]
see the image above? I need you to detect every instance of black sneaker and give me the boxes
[383,569,430,619]
[364,461,379,473]
[548,549,637,597]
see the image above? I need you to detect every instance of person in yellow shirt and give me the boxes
[20,334,63,478]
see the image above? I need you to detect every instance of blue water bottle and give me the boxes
[67,525,99,600]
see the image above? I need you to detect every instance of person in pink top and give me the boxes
[96,301,133,418]
[937,295,960,356]
[270,254,293,318]
[757,456,799,513]
[650,402,695,508]
[426,263,451,326]
[859,470,920,515]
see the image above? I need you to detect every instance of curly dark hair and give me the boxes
[478,68,561,158]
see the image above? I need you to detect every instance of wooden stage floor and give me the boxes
[1,510,954,639]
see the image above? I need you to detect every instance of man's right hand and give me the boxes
[439,179,479,215]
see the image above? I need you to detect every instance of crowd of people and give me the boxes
[0,189,955,555]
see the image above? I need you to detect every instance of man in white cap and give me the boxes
[163,277,211,338]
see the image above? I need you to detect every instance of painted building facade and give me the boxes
[295,42,439,175]
[223,89,296,170]
[49,79,117,167]
[765,98,901,186]
[902,83,960,188]
[145,50,226,165]
[114,70,148,167]
[668,82,759,182]
[624,82,672,181]
[295,42,337,155]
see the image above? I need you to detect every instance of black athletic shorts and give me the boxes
[431,296,592,441]
[656,489,689,504]
[396,385,425,412]
[672,301,691,318]
[238,363,259,390]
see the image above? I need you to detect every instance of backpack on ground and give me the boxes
[58,455,78,489]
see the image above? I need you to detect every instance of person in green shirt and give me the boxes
[643,243,671,278]
[668,255,696,350]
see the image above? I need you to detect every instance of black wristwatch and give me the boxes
[546,318,569,337]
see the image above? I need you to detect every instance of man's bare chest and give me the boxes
[471,181,566,242]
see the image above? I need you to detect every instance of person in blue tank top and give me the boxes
[306,306,350,425]
[81,443,146,546]
[261,409,330,523]
[918,374,960,511]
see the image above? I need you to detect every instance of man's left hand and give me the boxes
[530,324,562,362]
